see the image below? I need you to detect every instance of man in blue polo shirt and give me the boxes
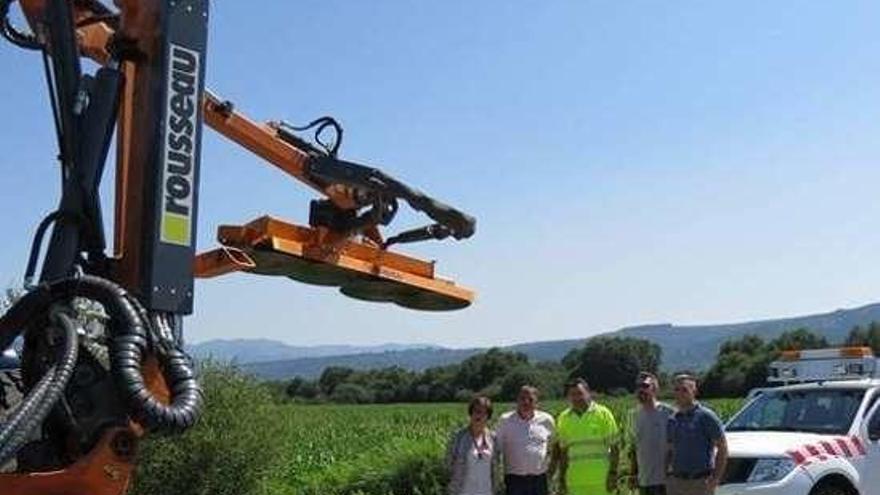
[667,375,728,495]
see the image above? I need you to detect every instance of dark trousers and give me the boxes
[640,485,667,495]
[505,474,548,495]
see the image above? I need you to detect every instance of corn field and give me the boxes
[132,366,745,495]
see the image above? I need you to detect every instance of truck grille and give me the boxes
[722,458,757,485]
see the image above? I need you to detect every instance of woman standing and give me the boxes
[446,396,499,495]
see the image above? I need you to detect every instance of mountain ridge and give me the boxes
[187,339,441,364]
[195,302,880,379]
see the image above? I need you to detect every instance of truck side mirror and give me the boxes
[870,423,880,442]
[0,348,19,371]
[870,413,880,442]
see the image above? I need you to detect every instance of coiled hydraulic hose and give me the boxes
[0,275,203,441]
[0,309,79,466]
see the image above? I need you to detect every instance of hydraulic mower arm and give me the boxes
[196,92,475,310]
[0,1,476,494]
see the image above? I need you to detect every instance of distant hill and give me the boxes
[616,303,880,372]
[229,303,880,380]
[242,348,480,380]
[241,338,595,380]
[187,339,440,364]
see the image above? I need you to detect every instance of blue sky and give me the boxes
[2,1,880,347]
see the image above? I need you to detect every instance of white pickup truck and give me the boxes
[717,347,880,495]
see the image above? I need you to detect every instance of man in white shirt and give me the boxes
[495,385,556,495]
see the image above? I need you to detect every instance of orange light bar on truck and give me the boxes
[780,347,873,362]
[769,346,878,383]
[840,347,874,358]
[780,350,801,361]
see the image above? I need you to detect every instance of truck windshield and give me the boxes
[726,388,865,435]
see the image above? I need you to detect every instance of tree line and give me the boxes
[272,337,661,404]
[701,322,880,397]
[270,322,880,403]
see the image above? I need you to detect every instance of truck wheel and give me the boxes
[811,478,857,495]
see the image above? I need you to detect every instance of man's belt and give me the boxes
[671,470,712,480]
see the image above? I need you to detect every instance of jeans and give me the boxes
[505,474,548,495]
[640,485,667,495]
[667,477,712,495]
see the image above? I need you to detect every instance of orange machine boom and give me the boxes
[0,1,475,494]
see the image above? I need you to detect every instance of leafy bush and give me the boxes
[131,363,285,495]
[331,383,374,404]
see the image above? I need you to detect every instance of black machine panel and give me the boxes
[142,0,210,314]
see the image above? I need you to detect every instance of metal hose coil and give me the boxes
[0,310,79,465]
[0,275,202,433]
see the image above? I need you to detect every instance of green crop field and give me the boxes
[132,367,745,495]
[258,399,743,495]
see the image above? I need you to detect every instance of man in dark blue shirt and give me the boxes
[666,375,728,495]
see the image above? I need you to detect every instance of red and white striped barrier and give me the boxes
[786,436,867,466]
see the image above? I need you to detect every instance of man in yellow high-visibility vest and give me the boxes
[554,378,620,495]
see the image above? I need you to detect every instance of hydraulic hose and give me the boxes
[0,275,203,436]
[0,364,55,453]
[63,276,202,432]
[105,284,202,432]
[0,310,79,466]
